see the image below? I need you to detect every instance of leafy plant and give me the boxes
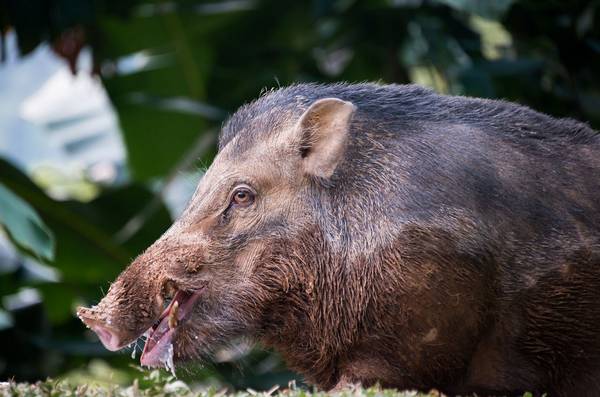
[0,182,54,261]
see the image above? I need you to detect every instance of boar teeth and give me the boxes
[168,301,179,329]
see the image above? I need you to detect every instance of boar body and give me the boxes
[79,84,600,397]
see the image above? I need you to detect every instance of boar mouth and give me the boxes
[140,288,203,368]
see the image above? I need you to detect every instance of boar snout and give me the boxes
[77,251,169,352]
[77,285,163,352]
[77,306,128,351]
[77,234,210,367]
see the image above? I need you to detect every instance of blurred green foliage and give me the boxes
[0,182,54,261]
[0,0,599,390]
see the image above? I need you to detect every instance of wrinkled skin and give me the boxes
[80,83,600,397]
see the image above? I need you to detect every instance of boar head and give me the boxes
[78,96,356,371]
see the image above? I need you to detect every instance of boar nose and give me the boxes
[77,306,126,351]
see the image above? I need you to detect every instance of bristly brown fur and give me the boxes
[80,83,600,397]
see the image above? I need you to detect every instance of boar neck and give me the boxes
[256,226,377,388]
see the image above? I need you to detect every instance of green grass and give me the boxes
[0,371,442,397]
[1,371,539,397]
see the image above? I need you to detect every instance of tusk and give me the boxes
[168,301,179,329]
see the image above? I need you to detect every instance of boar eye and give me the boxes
[231,187,254,207]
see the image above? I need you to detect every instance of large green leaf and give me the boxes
[0,183,54,260]
[112,102,209,181]
[98,13,220,181]
[0,159,173,322]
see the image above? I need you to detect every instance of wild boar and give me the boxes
[78,83,600,397]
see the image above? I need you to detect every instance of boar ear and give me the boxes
[296,97,356,179]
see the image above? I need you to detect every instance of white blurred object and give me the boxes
[0,30,126,193]
[3,288,42,311]
[18,51,125,185]
[21,68,110,125]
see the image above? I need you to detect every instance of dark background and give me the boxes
[0,0,599,390]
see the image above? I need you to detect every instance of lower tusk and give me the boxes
[168,301,179,329]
